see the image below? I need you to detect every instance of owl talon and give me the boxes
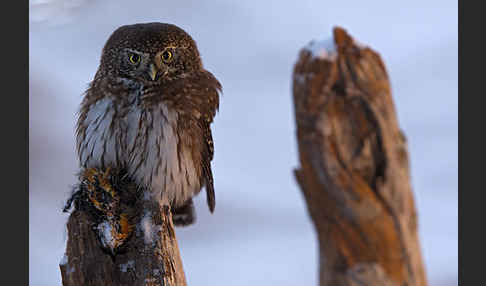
[172,199,196,226]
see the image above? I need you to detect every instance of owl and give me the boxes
[75,23,221,226]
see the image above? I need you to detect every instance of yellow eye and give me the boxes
[162,50,173,62]
[129,53,141,64]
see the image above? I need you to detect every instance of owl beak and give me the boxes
[148,64,158,81]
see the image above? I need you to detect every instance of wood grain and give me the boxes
[60,169,186,286]
[292,27,427,286]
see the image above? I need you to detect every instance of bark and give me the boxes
[292,27,428,286]
[60,168,186,286]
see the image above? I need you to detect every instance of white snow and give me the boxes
[141,211,154,245]
[305,38,337,59]
[353,38,369,50]
[96,221,114,249]
[67,265,75,274]
[294,74,307,85]
[59,253,68,266]
[119,260,135,273]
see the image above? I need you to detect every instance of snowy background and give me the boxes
[29,0,457,285]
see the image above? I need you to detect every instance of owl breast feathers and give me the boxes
[75,23,221,223]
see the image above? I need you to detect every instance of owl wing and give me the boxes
[196,71,220,213]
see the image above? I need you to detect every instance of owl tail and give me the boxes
[206,186,215,213]
[203,165,216,213]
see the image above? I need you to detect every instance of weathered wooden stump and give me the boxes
[60,168,187,286]
[292,27,428,286]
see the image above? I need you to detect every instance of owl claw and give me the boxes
[172,199,196,227]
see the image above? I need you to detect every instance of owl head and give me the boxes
[96,23,203,82]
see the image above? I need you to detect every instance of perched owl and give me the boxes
[76,23,221,226]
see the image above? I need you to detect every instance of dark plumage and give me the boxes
[76,23,221,226]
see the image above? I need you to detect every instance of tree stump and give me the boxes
[292,27,428,286]
[60,168,187,286]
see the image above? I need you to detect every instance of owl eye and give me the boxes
[129,53,141,64]
[162,50,173,62]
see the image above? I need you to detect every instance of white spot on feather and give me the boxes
[78,92,200,208]
[80,97,116,168]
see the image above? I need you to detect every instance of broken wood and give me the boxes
[60,168,187,286]
[292,27,428,286]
